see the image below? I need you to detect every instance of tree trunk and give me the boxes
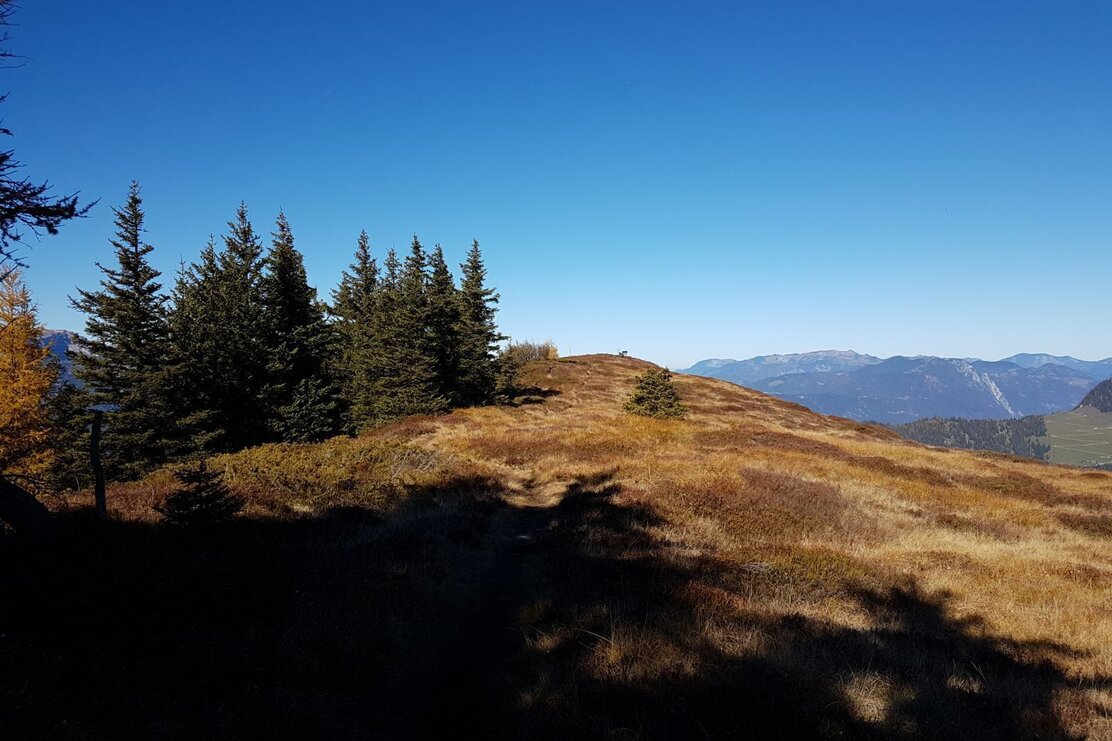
[91,410,106,521]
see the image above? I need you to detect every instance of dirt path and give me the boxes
[403,472,570,736]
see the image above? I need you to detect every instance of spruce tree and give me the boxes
[426,244,462,405]
[331,230,378,330]
[624,367,688,419]
[365,238,444,423]
[45,381,95,491]
[0,268,59,477]
[455,240,503,405]
[164,239,224,456]
[156,460,244,529]
[331,230,378,432]
[260,212,342,442]
[69,181,172,479]
[168,203,269,453]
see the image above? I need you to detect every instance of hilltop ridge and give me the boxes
[1078,378,1112,413]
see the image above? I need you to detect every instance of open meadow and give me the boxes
[1045,407,1112,468]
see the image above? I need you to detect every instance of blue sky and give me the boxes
[9,1,1111,367]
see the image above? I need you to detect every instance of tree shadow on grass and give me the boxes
[1,472,1106,740]
[473,474,1105,740]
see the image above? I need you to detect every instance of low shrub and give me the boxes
[501,339,559,365]
[497,339,560,396]
[624,367,687,419]
[156,461,244,529]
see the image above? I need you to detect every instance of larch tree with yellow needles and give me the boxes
[0,268,58,477]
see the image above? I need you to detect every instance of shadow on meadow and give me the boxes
[1,471,1102,740]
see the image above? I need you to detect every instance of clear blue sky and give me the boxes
[10,1,1111,367]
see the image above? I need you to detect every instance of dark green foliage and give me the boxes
[363,238,446,424]
[66,189,507,466]
[168,204,270,453]
[427,245,463,406]
[260,213,343,442]
[45,381,95,491]
[455,240,504,406]
[893,415,1050,460]
[330,235,503,430]
[624,367,688,419]
[162,239,227,456]
[69,182,173,480]
[331,231,378,431]
[331,231,378,329]
[1077,379,1112,413]
[156,460,244,529]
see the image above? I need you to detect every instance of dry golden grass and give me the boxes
[15,353,1112,739]
[371,354,1112,738]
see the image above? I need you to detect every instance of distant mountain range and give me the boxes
[1001,353,1112,380]
[679,350,1112,424]
[682,350,881,385]
[43,329,79,386]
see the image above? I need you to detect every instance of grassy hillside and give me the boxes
[1044,406,1112,468]
[3,355,1110,739]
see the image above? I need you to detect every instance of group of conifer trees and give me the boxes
[47,182,503,483]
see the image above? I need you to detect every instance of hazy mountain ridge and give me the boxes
[42,329,79,386]
[678,350,881,385]
[1003,353,1112,379]
[681,351,1111,424]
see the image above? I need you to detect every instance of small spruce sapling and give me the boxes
[157,461,244,529]
[624,367,688,419]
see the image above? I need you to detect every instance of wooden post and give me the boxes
[91,410,106,522]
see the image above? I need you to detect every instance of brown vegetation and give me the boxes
[3,354,1110,739]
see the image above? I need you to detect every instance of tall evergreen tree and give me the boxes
[164,238,223,456]
[365,238,444,424]
[168,203,269,453]
[260,212,342,442]
[426,244,462,405]
[0,268,58,478]
[45,380,94,491]
[331,230,378,330]
[455,240,503,405]
[331,230,378,432]
[70,181,172,479]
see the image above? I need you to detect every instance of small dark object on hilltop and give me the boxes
[625,367,687,419]
[157,460,244,529]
